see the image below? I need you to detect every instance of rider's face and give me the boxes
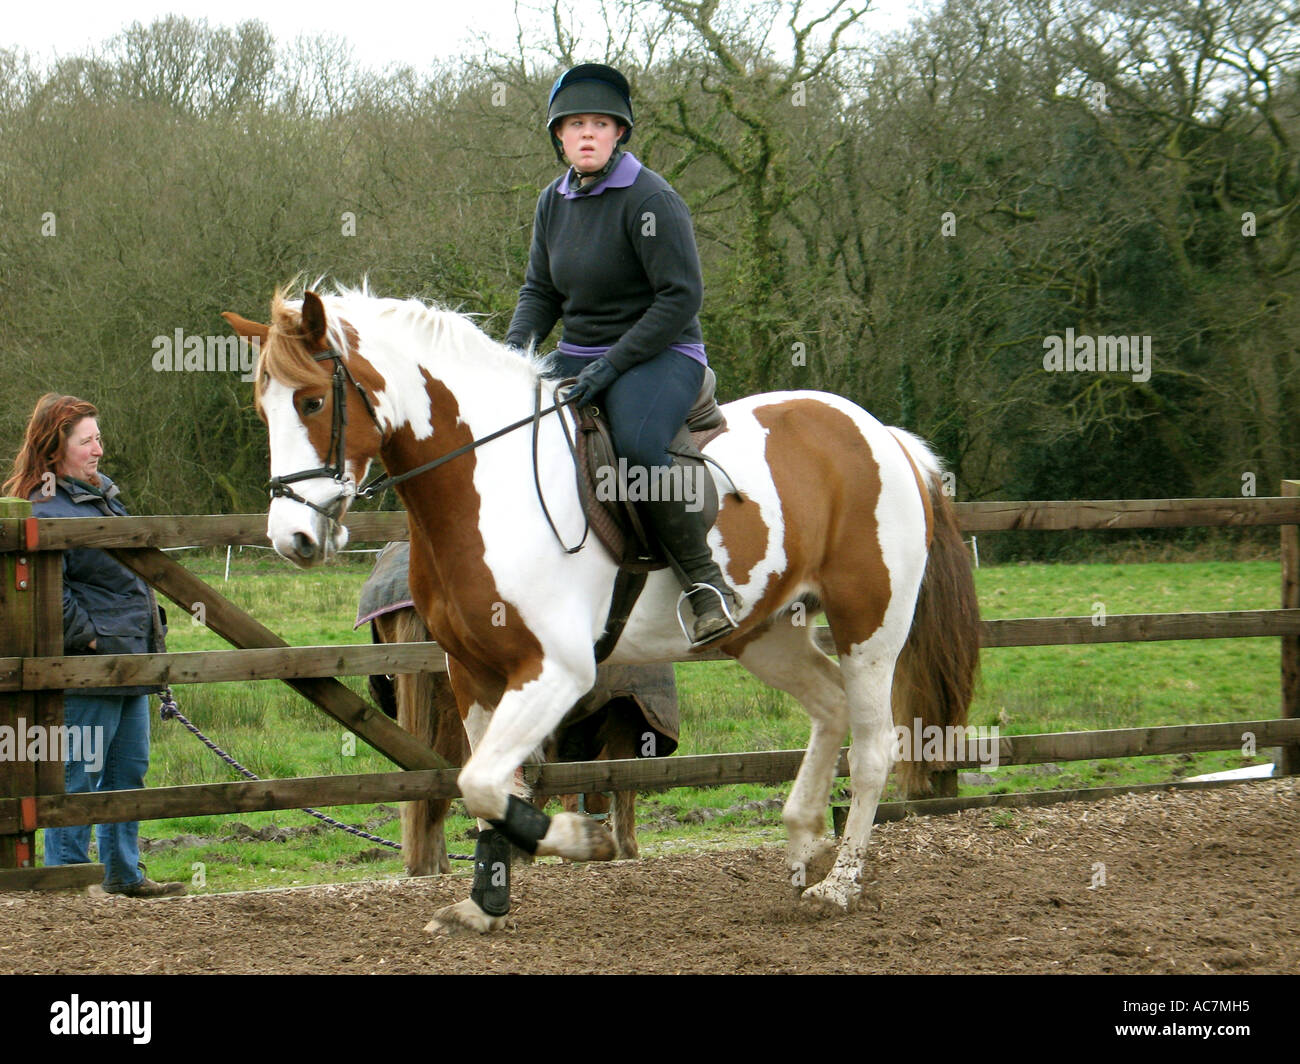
[558,113,626,174]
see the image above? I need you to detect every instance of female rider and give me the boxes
[505,63,739,646]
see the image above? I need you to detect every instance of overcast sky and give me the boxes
[5,1,925,73]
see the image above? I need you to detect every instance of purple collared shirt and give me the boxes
[556,339,707,366]
[559,150,643,199]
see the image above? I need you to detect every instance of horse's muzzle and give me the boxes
[268,499,349,568]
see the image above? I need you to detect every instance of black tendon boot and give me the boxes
[643,495,741,647]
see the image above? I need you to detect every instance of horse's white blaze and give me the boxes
[261,376,351,562]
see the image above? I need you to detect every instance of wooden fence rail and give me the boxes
[3,608,1300,690]
[7,718,1297,834]
[3,495,1300,552]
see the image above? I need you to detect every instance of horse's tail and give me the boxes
[887,429,981,799]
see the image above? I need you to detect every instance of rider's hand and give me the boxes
[566,358,620,409]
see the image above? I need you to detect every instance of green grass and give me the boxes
[37,549,1286,893]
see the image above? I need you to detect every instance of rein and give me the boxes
[268,345,587,550]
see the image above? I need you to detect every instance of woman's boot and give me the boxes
[643,496,741,646]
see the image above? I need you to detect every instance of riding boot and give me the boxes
[642,495,741,647]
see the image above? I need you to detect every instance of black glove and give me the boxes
[566,358,620,409]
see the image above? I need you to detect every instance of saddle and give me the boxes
[565,366,736,661]
[572,365,729,572]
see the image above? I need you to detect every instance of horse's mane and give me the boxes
[257,282,547,396]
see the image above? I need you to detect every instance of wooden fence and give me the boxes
[2,489,1299,890]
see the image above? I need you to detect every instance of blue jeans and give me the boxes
[43,693,151,890]
[551,350,705,471]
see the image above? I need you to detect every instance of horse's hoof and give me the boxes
[800,872,869,914]
[582,816,617,861]
[538,812,618,861]
[805,840,837,888]
[424,898,509,936]
[789,838,838,897]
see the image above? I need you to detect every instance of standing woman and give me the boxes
[506,63,740,646]
[3,394,185,896]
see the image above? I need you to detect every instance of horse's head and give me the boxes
[224,290,384,567]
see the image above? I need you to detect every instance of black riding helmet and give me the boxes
[546,63,634,166]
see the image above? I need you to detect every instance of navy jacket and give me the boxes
[31,473,167,696]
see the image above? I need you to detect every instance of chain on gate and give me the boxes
[158,687,472,861]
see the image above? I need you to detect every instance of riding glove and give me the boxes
[566,357,620,409]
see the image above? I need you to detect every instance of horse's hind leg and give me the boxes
[385,609,467,876]
[800,638,901,913]
[611,789,637,860]
[733,620,849,892]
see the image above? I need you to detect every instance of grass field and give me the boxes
[35,544,1286,893]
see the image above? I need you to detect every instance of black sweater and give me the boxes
[505,156,705,373]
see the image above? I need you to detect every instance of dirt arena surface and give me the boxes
[3,779,1295,975]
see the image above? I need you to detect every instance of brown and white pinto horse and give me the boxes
[227,286,980,934]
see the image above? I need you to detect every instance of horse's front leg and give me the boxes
[426,658,612,935]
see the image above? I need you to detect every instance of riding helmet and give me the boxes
[546,63,634,163]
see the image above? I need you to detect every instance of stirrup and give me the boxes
[675,582,740,647]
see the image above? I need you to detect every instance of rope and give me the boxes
[158,688,472,860]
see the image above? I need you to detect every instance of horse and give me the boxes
[225,285,980,935]
[359,541,677,873]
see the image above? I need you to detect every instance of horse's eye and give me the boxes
[303,397,325,416]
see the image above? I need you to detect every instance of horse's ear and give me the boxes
[302,291,328,349]
[221,311,269,342]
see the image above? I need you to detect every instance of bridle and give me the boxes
[268,344,588,550]
[266,346,377,523]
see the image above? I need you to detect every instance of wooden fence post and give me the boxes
[1281,481,1299,777]
[0,498,36,870]
[0,499,103,889]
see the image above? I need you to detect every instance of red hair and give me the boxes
[2,394,100,499]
